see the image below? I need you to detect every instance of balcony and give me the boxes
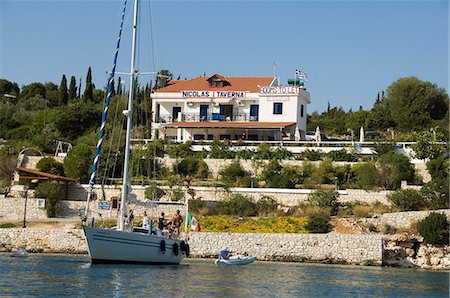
[157,113,258,123]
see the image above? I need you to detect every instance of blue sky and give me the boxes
[1,0,448,112]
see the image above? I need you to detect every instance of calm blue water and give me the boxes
[0,253,448,297]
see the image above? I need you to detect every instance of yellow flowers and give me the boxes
[200,216,309,233]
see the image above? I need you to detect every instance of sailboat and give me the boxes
[82,0,188,264]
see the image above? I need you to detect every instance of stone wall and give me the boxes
[0,228,382,266]
[381,209,450,230]
[0,228,86,254]
[66,184,392,208]
[188,232,383,265]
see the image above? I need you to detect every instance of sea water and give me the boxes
[0,254,448,297]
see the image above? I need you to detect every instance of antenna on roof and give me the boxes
[273,61,280,85]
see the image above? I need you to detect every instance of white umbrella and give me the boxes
[315,126,321,143]
[360,127,364,143]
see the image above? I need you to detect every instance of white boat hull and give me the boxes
[215,255,256,265]
[83,226,184,264]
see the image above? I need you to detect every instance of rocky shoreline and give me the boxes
[0,227,448,270]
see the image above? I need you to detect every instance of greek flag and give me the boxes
[295,69,308,82]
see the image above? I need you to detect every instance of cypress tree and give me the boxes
[83,66,93,101]
[59,74,68,105]
[78,77,82,98]
[117,77,122,95]
[68,76,77,101]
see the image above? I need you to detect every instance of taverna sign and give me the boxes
[259,86,302,94]
[182,91,247,98]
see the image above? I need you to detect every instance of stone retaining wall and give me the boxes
[0,228,86,254]
[188,232,383,265]
[381,209,450,230]
[0,228,382,265]
[65,184,392,208]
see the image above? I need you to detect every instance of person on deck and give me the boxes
[142,211,148,228]
[158,212,166,230]
[128,210,134,226]
[171,210,183,236]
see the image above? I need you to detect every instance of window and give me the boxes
[301,104,304,117]
[210,81,221,87]
[273,102,283,115]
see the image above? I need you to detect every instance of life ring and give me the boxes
[160,240,166,254]
[173,243,179,256]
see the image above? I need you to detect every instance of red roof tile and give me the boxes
[156,75,276,93]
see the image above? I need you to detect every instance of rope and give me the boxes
[84,0,128,221]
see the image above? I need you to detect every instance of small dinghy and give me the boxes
[10,248,28,258]
[215,255,256,265]
[215,247,256,265]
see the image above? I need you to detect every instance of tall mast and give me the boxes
[118,0,139,231]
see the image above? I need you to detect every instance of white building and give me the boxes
[151,74,310,142]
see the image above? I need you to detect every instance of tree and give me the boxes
[20,82,46,101]
[34,181,62,218]
[0,79,20,96]
[377,153,415,189]
[83,67,93,101]
[417,212,449,245]
[383,77,448,132]
[63,144,93,183]
[36,157,64,176]
[307,189,339,215]
[58,75,68,106]
[387,189,423,211]
[154,69,173,89]
[68,76,77,101]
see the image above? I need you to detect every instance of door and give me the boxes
[200,105,208,122]
[220,105,233,121]
[172,107,181,122]
[250,104,259,121]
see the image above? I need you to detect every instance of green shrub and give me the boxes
[327,149,357,162]
[426,157,449,181]
[378,153,415,190]
[421,179,449,210]
[352,163,380,190]
[417,212,449,245]
[219,160,247,186]
[256,196,278,217]
[173,157,209,179]
[189,198,207,216]
[307,189,339,215]
[306,216,330,233]
[0,222,17,228]
[36,157,65,176]
[166,141,194,158]
[299,150,323,161]
[34,181,62,218]
[310,158,335,185]
[170,187,185,202]
[144,183,165,201]
[208,140,235,159]
[387,189,423,211]
[217,194,256,217]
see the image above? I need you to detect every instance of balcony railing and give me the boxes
[157,113,258,123]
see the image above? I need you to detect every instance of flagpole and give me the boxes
[184,195,189,234]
